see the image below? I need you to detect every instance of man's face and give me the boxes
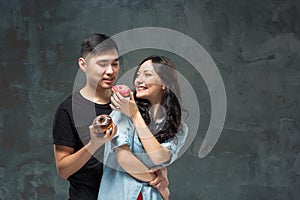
[83,49,120,90]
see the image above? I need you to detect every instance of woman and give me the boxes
[98,56,188,200]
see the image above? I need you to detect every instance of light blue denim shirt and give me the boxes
[98,111,188,200]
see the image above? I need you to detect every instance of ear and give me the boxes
[78,57,87,72]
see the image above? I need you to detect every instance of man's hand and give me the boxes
[54,124,117,180]
[87,123,117,153]
[148,167,169,191]
[148,167,170,200]
[159,187,170,200]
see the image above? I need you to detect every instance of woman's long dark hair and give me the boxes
[133,56,182,143]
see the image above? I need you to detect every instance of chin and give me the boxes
[136,94,149,100]
[99,84,113,89]
[136,93,143,98]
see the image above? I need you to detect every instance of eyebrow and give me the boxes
[143,70,153,73]
[97,58,119,63]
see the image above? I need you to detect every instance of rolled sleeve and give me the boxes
[111,130,131,150]
[103,111,133,168]
[161,122,188,166]
[109,111,132,150]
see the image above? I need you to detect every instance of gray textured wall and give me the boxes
[1,0,300,199]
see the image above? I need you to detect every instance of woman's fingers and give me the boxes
[109,104,118,110]
[111,92,130,108]
[115,92,128,103]
[111,95,121,109]
[129,91,134,100]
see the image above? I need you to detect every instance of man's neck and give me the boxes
[80,86,112,104]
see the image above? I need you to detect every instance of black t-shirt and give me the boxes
[53,90,111,200]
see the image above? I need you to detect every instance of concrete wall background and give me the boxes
[0,0,299,199]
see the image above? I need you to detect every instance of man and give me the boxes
[53,33,168,199]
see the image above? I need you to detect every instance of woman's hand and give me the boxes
[110,91,139,118]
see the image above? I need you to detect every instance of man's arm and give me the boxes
[54,124,116,179]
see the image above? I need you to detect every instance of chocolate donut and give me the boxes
[93,114,113,134]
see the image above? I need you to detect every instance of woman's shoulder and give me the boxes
[110,111,133,126]
[179,121,188,134]
[173,121,188,145]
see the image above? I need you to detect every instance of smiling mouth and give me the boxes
[137,86,148,91]
[102,77,114,82]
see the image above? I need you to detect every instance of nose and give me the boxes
[135,76,143,86]
[106,64,114,74]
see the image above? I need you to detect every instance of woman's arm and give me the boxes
[115,144,156,182]
[115,145,170,200]
[131,112,172,165]
[111,92,171,165]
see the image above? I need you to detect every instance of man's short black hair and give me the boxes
[80,33,118,58]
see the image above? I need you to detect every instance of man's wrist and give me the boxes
[85,141,103,155]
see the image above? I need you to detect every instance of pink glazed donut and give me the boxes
[112,84,131,96]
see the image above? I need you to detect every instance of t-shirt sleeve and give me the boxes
[161,122,188,166]
[52,108,76,149]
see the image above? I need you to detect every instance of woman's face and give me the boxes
[134,60,164,105]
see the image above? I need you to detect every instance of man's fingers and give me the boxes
[111,123,117,136]
[149,179,163,191]
[148,166,162,173]
[104,123,117,139]
[149,175,160,186]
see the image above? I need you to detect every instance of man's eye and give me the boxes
[145,73,152,77]
[112,62,119,66]
[99,63,107,67]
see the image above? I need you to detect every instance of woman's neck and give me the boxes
[150,104,165,123]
